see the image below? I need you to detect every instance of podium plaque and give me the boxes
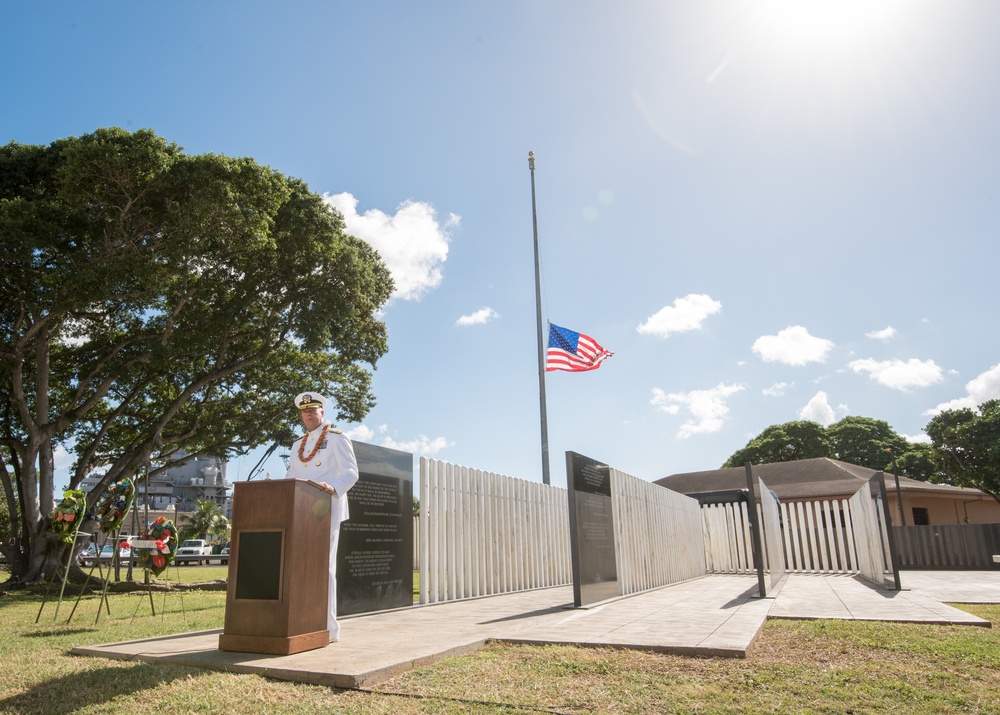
[219,479,331,655]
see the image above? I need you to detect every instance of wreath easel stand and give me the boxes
[35,490,87,624]
[125,463,183,625]
[34,530,89,624]
[66,530,112,624]
[93,528,123,625]
[129,516,180,624]
[65,477,136,624]
[128,485,158,621]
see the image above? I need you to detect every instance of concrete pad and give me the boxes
[72,587,576,688]
[71,571,996,688]
[901,570,1000,604]
[502,575,768,657]
[767,573,990,626]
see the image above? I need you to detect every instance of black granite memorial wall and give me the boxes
[566,451,619,607]
[336,442,414,615]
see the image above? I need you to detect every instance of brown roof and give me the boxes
[654,457,987,501]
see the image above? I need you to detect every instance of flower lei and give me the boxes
[297,423,331,463]
[50,489,86,544]
[134,516,178,577]
[95,478,136,533]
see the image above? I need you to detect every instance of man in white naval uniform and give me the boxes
[284,392,359,643]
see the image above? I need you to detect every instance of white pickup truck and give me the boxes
[174,539,213,564]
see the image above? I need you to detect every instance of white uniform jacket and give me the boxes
[284,423,359,524]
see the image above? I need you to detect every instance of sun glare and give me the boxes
[753,0,906,53]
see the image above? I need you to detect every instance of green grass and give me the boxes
[151,564,230,584]
[3,566,1000,714]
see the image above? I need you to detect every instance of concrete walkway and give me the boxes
[70,571,996,689]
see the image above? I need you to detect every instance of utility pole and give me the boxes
[886,446,906,526]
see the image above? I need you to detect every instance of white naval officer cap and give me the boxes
[294,392,327,411]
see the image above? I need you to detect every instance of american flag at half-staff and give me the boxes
[545,323,614,372]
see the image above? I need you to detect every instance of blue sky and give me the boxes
[7,1,999,489]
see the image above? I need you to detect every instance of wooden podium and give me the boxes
[219,479,331,655]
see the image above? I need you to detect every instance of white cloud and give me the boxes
[866,326,897,341]
[925,362,1000,415]
[637,293,722,338]
[762,381,793,397]
[456,307,500,327]
[323,192,458,301]
[381,434,450,455]
[345,423,451,456]
[926,396,976,414]
[903,432,931,444]
[344,424,377,442]
[798,391,847,426]
[752,326,833,366]
[966,362,1000,403]
[650,382,745,438]
[848,357,944,391]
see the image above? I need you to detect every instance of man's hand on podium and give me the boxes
[306,479,338,497]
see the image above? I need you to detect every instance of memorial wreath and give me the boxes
[95,478,136,533]
[134,516,178,576]
[50,489,86,544]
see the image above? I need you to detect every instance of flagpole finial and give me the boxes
[528,151,535,170]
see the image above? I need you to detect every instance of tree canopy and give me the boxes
[722,420,830,468]
[178,499,230,542]
[722,416,931,479]
[827,416,911,469]
[924,400,1000,501]
[0,128,394,581]
[723,407,1000,500]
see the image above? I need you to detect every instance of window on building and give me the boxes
[912,507,930,526]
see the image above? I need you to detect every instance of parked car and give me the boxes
[175,539,212,564]
[219,544,229,565]
[80,543,131,566]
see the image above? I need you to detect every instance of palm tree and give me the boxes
[178,499,229,542]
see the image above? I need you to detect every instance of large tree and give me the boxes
[0,128,393,583]
[827,416,909,471]
[924,400,1000,501]
[721,420,830,468]
[722,416,926,477]
[893,442,940,484]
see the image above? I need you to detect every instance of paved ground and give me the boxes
[70,571,999,689]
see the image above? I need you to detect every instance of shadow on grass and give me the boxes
[23,595,225,639]
[23,628,98,638]
[0,661,199,715]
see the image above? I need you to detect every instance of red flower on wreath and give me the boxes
[153,554,165,568]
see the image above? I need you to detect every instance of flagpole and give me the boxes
[528,151,551,485]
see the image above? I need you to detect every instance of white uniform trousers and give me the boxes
[328,519,341,641]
